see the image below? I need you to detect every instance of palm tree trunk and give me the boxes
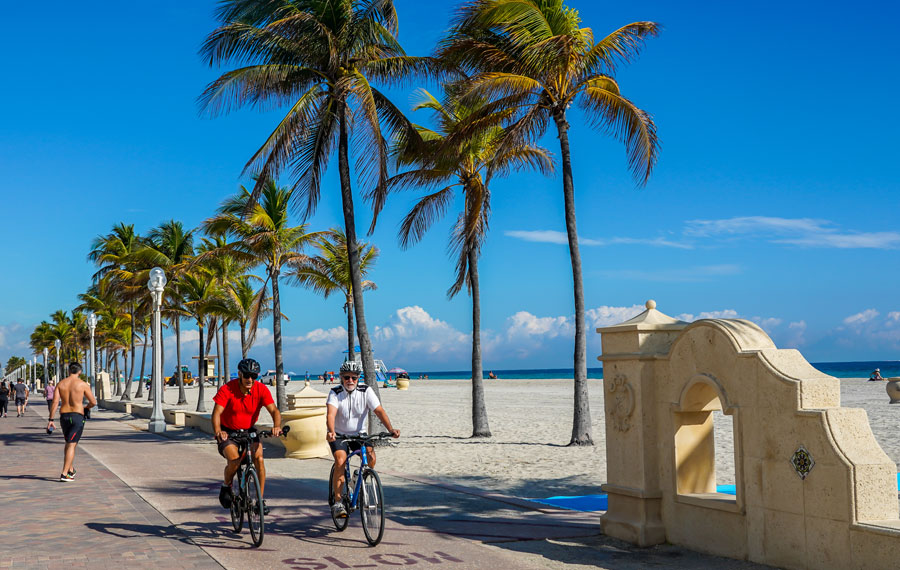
[345,298,355,359]
[215,322,223,389]
[196,323,207,412]
[113,353,121,396]
[136,332,147,399]
[554,111,592,446]
[271,268,286,411]
[128,305,136,389]
[338,111,381,424]
[240,322,247,359]
[176,319,186,404]
[121,348,132,401]
[468,249,490,438]
[222,321,230,387]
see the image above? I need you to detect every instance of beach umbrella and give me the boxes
[387,367,407,374]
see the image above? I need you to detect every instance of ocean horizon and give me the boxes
[284,361,897,382]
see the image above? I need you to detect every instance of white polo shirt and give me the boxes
[326,384,381,434]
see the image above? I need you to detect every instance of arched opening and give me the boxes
[673,378,740,508]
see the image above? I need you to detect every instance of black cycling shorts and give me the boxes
[329,439,369,455]
[61,412,86,443]
[217,428,258,458]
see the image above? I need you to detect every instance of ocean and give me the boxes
[343,362,897,381]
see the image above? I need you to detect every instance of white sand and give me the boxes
[117,375,900,499]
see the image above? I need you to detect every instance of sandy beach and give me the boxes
[118,374,900,500]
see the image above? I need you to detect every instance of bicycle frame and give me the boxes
[343,444,371,510]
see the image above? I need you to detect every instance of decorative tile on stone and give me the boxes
[609,374,635,432]
[790,445,815,480]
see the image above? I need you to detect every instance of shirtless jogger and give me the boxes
[47,362,96,482]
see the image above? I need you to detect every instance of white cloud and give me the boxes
[685,216,900,249]
[504,230,692,249]
[373,306,470,364]
[843,309,879,326]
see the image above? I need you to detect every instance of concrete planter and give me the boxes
[396,378,410,391]
[886,379,900,404]
[281,381,330,459]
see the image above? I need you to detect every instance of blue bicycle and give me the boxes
[328,432,392,546]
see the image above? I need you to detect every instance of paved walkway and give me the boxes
[0,406,219,569]
[1,404,767,569]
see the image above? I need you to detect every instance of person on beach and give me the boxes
[870,368,885,381]
[212,358,282,515]
[47,362,96,482]
[326,360,400,518]
[13,378,28,417]
[44,379,56,411]
[0,381,9,417]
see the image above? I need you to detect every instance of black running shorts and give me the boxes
[61,412,86,443]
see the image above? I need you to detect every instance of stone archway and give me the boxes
[598,301,900,569]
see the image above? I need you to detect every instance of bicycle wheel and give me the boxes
[328,464,350,531]
[359,468,385,546]
[246,468,265,547]
[229,477,243,533]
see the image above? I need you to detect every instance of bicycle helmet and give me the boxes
[237,358,261,376]
[339,360,362,375]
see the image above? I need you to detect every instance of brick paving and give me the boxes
[0,407,221,569]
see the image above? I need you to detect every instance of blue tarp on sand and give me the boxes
[529,475,900,512]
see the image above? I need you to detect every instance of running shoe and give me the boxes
[331,502,348,518]
[59,473,74,482]
[219,484,234,509]
[67,468,76,480]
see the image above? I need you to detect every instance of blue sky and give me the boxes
[2,0,900,373]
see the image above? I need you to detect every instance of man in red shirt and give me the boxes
[212,358,282,514]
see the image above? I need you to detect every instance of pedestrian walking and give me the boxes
[0,381,9,417]
[13,378,28,417]
[47,362,96,482]
[44,379,56,412]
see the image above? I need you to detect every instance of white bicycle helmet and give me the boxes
[339,360,362,374]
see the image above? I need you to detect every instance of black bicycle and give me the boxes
[328,432,393,546]
[227,426,289,547]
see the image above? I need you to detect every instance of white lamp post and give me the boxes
[42,347,48,387]
[148,267,167,433]
[54,339,61,381]
[88,312,98,398]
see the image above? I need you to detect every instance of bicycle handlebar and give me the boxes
[228,425,291,441]
[335,431,393,442]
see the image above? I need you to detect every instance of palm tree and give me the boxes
[287,229,377,360]
[88,223,145,397]
[203,181,319,410]
[440,1,660,445]
[143,220,196,404]
[390,88,552,438]
[180,270,220,412]
[225,276,272,359]
[199,0,433,402]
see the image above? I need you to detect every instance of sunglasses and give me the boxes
[242,373,258,380]
[341,375,359,381]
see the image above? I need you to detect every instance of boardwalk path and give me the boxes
[1,403,765,569]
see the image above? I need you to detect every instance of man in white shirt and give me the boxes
[326,360,399,518]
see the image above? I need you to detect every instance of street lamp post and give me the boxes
[88,312,98,398]
[148,267,167,433]
[54,339,61,382]
[42,347,48,388]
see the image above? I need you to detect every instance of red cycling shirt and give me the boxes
[213,379,274,431]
